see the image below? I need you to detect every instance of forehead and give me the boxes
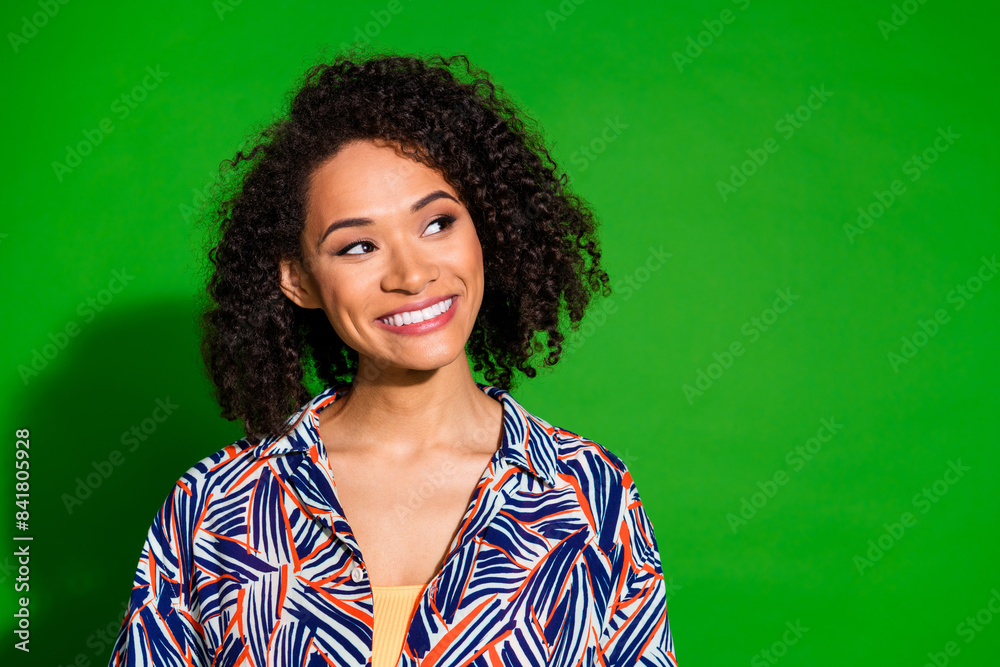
[305,140,454,224]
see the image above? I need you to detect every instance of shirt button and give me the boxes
[351,565,366,582]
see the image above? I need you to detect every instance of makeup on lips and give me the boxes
[374,294,458,334]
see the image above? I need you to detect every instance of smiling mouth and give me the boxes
[377,296,455,327]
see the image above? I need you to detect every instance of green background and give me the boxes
[2,0,998,665]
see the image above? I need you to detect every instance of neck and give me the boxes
[318,356,503,457]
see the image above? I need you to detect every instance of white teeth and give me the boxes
[380,297,453,326]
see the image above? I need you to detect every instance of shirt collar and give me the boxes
[249,381,559,488]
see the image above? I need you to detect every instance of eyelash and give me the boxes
[334,215,457,256]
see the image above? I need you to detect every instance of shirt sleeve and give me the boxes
[108,479,211,667]
[597,468,678,666]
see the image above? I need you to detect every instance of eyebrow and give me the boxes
[315,190,460,250]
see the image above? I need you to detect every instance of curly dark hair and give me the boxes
[197,46,611,441]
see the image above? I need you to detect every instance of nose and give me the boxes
[380,239,439,293]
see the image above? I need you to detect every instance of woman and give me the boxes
[110,50,677,667]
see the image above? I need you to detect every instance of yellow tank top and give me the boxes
[371,583,427,667]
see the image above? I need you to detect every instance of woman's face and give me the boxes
[279,139,484,379]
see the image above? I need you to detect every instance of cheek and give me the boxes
[461,227,485,277]
[437,226,484,280]
[313,269,371,329]
[330,283,370,318]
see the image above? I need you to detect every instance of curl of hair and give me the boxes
[197,47,611,441]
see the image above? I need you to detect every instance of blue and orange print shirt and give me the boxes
[109,381,678,666]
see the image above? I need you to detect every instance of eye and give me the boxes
[333,215,456,256]
[424,215,456,235]
[336,239,377,256]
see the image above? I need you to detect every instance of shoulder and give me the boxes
[540,419,643,539]
[132,437,264,575]
[154,437,262,515]
[551,424,631,488]
[547,423,661,568]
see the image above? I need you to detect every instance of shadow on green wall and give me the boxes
[5,299,246,666]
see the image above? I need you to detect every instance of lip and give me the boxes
[376,294,458,320]
[373,294,459,335]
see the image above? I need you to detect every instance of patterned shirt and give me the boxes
[109,381,678,666]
